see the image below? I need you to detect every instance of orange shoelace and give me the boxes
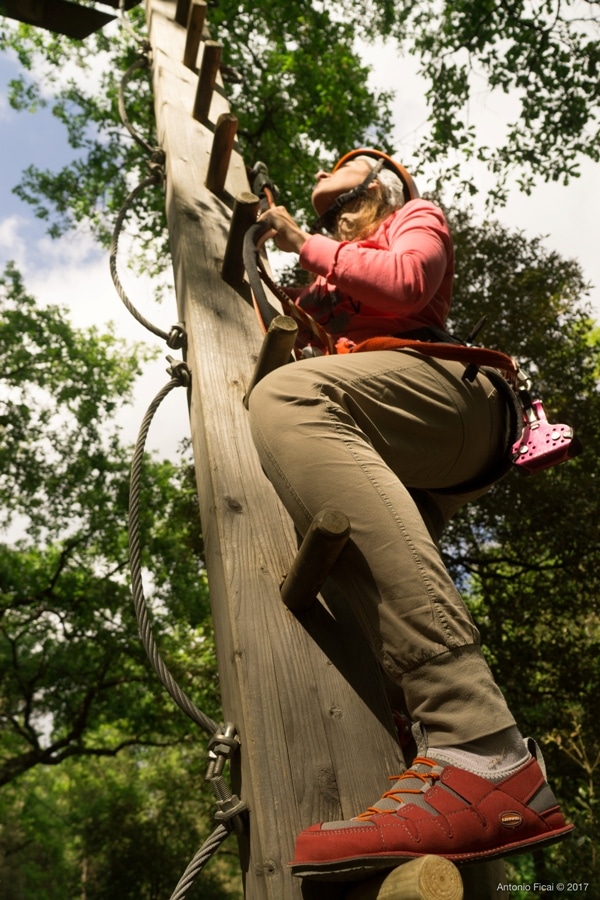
[354,757,441,821]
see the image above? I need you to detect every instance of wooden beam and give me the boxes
[2,0,114,39]
[145,2,405,897]
[144,2,508,897]
[345,856,463,900]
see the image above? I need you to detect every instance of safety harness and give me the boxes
[244,163,581,488]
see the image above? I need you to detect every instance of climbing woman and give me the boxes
[247,149,572,878]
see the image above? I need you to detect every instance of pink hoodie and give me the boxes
[293,199,454,351]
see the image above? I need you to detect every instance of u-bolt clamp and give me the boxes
[206,722,240,781]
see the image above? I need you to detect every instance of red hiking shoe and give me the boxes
[290,739,573,880]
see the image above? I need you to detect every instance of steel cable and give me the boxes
[109,172,175,342]
[168,825,231,900]
[118,54,156,155]
[128,373,220,737]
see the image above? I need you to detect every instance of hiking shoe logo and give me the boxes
[500,811,523,829]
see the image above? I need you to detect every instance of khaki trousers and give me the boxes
[248,349,516,746]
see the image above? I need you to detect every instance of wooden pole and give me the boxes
[345,856,463,900]
[144,2,506,897]
[345,858,507,900]
[145,2,405,897]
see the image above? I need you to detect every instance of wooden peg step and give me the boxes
[280,509,351,613]
[243,315,298,407]
[206,112,238,194]
[193,40,222,122]
[175,0,191,27]
[345,855,463,900]
[222,191,259,286]
[183,0,207,70]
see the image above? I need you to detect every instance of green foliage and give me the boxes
[2,0,598,250]
[379,0,600,202]
[208,0,394,218]
[440,204,600,885]
[0,261,148,535]
[0,263,221,790]
[0,748,242,898]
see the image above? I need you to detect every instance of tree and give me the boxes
[0,748,242,899]
[1,0,598,260]
[441,206,600,885]
[0,262,220,787]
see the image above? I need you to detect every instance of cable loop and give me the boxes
[128,375,219,737]
[109,173,186,345]
[167,324,187,351]
[166,356,191,387]
[118,55,157,155]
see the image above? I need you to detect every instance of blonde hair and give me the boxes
[333,155,405,242]
[333,190,400,242]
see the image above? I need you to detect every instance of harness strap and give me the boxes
[336,334,519,387]
[337,334,522,494]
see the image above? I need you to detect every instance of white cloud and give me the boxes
[0,214,28,265]
[0,219,188,457]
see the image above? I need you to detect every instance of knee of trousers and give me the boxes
[247,362,330,452]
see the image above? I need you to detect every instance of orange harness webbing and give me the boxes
[337,335,519,386]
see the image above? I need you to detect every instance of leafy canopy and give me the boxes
[2,0,598,269]
[0,263,219,788]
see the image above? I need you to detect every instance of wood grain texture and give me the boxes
[145,4,506,897]
[146,3,404,896]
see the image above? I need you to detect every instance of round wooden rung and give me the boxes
[280,508,351,613]
[345,855,463,900]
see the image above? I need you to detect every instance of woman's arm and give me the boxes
[299,201,453,315]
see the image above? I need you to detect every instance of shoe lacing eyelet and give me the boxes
[354,758,441,820]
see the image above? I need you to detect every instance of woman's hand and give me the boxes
[258,206,311,254]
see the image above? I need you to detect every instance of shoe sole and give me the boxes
[290,823,574,881]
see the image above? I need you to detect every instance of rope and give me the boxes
[168,825,230,900]
[243,222,336,355]
[128,369,220,737]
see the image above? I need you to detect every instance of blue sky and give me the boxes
[0,43,190,457]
